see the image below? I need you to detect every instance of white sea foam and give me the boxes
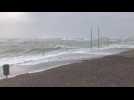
[0,45,131,67]
[1,47,129,77]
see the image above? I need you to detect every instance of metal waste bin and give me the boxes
[2,64,10,78]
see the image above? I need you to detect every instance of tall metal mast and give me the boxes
[97,25,100,48]
[90,26,93,48]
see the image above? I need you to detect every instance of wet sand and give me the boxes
[0,50,134,87]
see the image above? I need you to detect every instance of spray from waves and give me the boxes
[0,47,69,66]
[0,38,90,66]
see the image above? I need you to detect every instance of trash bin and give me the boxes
[2,64,10,78]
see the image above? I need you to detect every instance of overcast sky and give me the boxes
[0,12,134,39]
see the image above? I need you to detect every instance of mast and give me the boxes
[90,26,93,48]
[97,25,100,48]
[100,26,102,48]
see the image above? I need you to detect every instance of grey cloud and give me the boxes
[0,12,134,39]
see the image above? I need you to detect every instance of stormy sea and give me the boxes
[0,38,132,79]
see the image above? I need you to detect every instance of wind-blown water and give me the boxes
[0,38,132,79]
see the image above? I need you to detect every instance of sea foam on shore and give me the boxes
[0,47,131,79]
